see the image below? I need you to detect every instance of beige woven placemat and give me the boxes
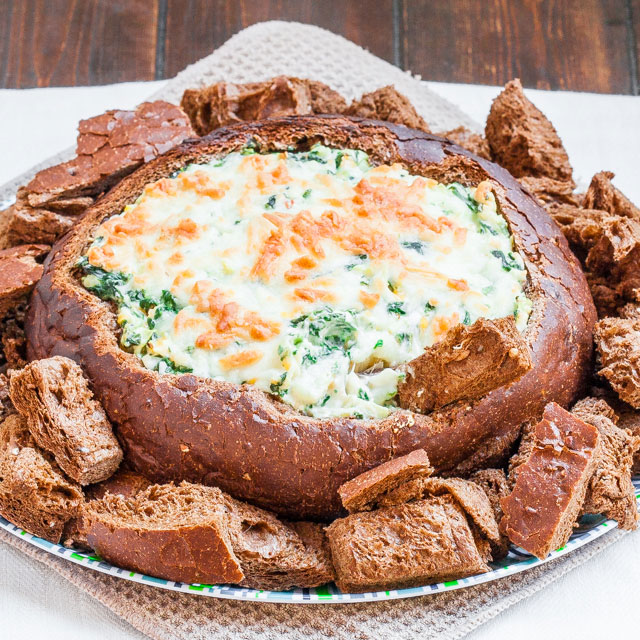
[0,20,634,640]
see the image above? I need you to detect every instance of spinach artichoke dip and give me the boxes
[79,144,531,419]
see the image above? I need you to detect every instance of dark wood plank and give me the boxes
[0,0,158,88]
[163,0,395,79]
[401,0,633,93]
[631,0,640,94]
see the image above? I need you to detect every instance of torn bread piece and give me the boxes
[571,397,639,530]
[337,449,433,513]
[470,468,511,558]
[85,481,333,589]
[500,403,601,559]
[223,494,334,590]
[85,482,244,585]
[485,79,574,185]
[326,494,490,593]
[9,356,123,485]
[1,102,193,246]
[373,474,505,560]
[437,126,490,159]
[0,244,49,320]
[181,77,346,136]
[0,413,83,542]
[397,316,532,413]
[62,469,152,550]
[518,176,578,207]
[617,410,640,475]
[594,307,640,408]
[583,171,640,222]
[345,85,430,132]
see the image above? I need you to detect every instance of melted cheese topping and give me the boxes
[80,144,531,419]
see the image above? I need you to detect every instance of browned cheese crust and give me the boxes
[25,116,596,519]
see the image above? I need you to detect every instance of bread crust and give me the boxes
[25,116,596,520]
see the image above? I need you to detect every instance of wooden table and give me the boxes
[1,0,639,94]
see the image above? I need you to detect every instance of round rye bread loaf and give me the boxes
[25,116,596,520]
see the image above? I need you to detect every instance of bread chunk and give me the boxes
[180,77,346,136]
[346,85,429,132]
[438,126,490,159]
[594,308,640,408]
[0,414,83,542]
[500,403,601,559]
[85,482,244,584]
[1,102,193,246]
[469,468,510,558]
[518,176,578,207]
[583,171,640,222]
[617,409,640,474]
[9,356,122,484]
[223,494,334,590]
[326,494,490,593]
[486,79,574,185]
[306,80,348,114]
[63,469,152,549]
[0,244,49,319]
[338,449,433,513]
[571,398,639,529]
[85,481,333,589]
[397,316,532,413]
[375,474,504,559]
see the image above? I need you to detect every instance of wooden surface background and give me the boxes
[1,0,638,94]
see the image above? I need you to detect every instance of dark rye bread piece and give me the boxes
[0,414,83,542]
[326,494,490,593]
[375,475,504,559]
[338,449,433,513]
[486,79,574,186]
[594,306,640,408]
[0,244,49,320]
[345,86,429,132]
[583,171,640,222]
[181,77,347,136]
[500,403,601,559]
[1,102,194,247]
[26,116,596,519]
[397,316,532,413]
[438,127,490,160]
[9,356,122,484]
[571,397,639,529]
[470,468,510,557]
[85,481,333,589]
[62,469,151,549]
[85,482,244,584]
[223,494,334,590]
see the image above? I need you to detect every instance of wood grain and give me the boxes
[0,0,158,88]
[401,0,634,93]
[0,0,637,94]
[631,0,640,94]
[163,0,395,78]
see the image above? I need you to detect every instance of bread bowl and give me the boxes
[25,115,596,520]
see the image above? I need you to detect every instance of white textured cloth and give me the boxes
[0,20,639,640]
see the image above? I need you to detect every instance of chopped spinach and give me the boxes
[302,188,312,199]
[161,289,180,313]
[158,357,193,374]
[78,257,130,302]
[387,280,398,293]
[320,394,331,406]
[335,152,344,168]
[395,332,412,344]
[401,240,426,254]
[302,353,317,366]
[477,219,499,236]
[447,182,481,214]
[264,195,277,210]
[374,339,384,349]
[345,254,368,270]
[357,388,370,401]
[387,302,406,316]
[491,250,524,271]
[269,372,288,396]
[463,310,471,325]
[424,301,436,313]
